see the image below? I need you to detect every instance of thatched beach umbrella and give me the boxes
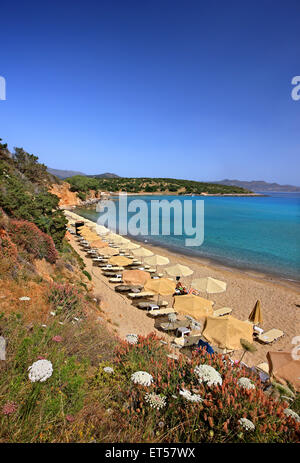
[122,269,150,286]
[132,247,154,258]
[144,278,176,303]
[121,242,141,251]
[173,294,213,320]
[165,264,193,278]
[90,240,109,249]
[108,256,132,267]
[144,255,169,267]
[100,247,120,257]
[202,316,253,351]
[191,277,227,295]
[248,300,263,325]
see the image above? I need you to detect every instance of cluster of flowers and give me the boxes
[237,377,255,390]
[144,393,166,410]
[28,359,53,383]
[8,219,58,263]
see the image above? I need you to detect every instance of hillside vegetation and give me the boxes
[66,175,252,199]
[0,139,67,248]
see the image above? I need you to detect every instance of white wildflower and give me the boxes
[144,392,166,410]
[238,417,255,431]
[238,377,255,390]
[284,408,300,423]
[194,364,222,387]
[126,334,138,345]
[28,359,53,383]
[103,366,114,374]
[131,371,153,387]
[179,388,203,403]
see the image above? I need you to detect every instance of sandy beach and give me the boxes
[66,211,300,368]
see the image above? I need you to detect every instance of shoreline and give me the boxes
[64,209,300,367]
[69,207,300,291]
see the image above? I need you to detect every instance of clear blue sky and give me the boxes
[0,0,299,184]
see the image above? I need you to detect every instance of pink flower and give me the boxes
[2,401,18,416]
[66,414,75,422]
[52,336,63,343]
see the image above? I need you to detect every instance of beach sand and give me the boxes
[66,213,300,368]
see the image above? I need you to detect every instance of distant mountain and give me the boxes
[87,173,120,179]
[214,179,300,192]
[47,168,119,180]
[47,168,87,179]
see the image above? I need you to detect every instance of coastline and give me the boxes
[64,209,300,366]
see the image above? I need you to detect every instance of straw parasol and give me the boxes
[90,240,109,249]
[266,351,300,392]
[144,255,169,267]
[191,277,226,295]
[173,294,213,320]
[121,242,141,250]
[122,269,151,286]
[248,300,263,325]
[202,316,253,351]
[144,278,176,303]
[165,264,193,278]
[108,256,132,267]
[100,247,120,256]
[95,227,110,236]
[132,247,154,258]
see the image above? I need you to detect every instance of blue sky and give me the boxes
[0,0,299,184]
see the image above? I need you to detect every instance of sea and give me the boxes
[74,192,300,283]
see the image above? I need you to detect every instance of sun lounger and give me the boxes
[101,266,124,272]
[213,307,232,317]
[148,307,177,317]
[136,300,168,309]
[173,335,202,348]
[257,329,284,344]
[109,278,123,283]
[160,321,186,331]
[127,291,155,299]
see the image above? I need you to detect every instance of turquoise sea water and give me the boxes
[74,192,300,282]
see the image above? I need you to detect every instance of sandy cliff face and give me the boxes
[50,182,80,207]
[50,182,101,208]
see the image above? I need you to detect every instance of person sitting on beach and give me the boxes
[174,277,188,295]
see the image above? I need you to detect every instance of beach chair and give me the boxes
[109,277,123,283]
[127,291,155,299]
[136,300,168,309]
[148,307,177,317]
[173,335,202,348]
[213,307,232,317]
[257,329,284,344]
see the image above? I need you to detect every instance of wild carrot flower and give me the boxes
[238,417,255,431]
[28,359,53,383]
[194,364,222,387]
[126,334,138,345]
[131,371,153,387]
[103,366,114,374]
[144,392,166,410]
[2,401,17,415]
[237,377,255,390]
[179,388,203,403]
